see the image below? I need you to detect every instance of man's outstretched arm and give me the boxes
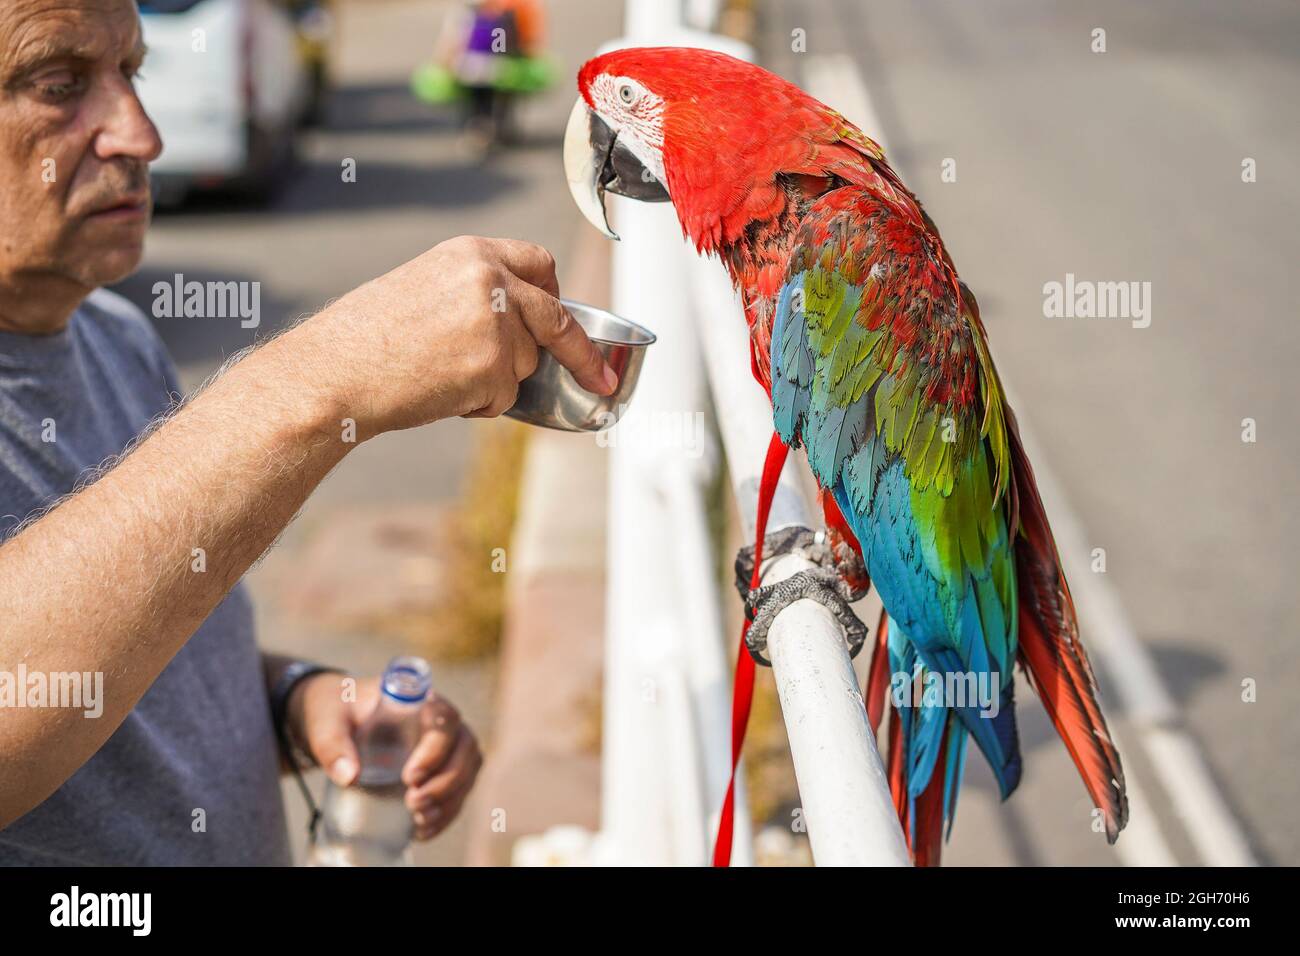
[0,237,614,828]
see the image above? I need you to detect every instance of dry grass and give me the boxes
[411,419,530,661]
[571,684,603,756]
[743,667,801,827]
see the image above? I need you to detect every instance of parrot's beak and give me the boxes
[563,97,670,241]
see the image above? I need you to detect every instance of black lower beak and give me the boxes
[589,113,670,203]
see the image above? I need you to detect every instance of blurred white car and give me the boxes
[138,0,316,202]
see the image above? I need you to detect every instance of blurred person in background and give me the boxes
[435,0,548,150]
[0,0,613,864]
[285,0,336,127]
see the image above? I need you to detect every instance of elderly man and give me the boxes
[0,0,615,864]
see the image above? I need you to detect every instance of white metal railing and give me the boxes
[600,182,751,866]
[591,0,911,867]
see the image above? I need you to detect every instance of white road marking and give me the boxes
[1011,412,1256,866]
[802,52,1256,867]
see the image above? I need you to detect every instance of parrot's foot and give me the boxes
[733,526,870,666]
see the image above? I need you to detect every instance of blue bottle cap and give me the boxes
[381,656,433,703]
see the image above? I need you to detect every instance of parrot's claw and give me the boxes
[733,526,870,666]
[742,568,869,665]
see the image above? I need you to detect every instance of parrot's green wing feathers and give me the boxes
[770,186,1022,808]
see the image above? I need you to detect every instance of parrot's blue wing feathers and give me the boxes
[772,189,1023,842]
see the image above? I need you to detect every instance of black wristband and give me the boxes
[268,661,344,846]
[269,661,342,762]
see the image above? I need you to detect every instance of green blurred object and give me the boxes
[411,64,463,103]
[410,55,557,104]
[497,55,557,93]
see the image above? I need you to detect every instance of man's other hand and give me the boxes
[288,673,483,842]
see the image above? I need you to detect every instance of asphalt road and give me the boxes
[760,0,1298,864]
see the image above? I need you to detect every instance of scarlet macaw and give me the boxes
[562,46,1127,864]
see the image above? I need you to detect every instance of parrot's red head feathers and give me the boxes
[571,47,888,256]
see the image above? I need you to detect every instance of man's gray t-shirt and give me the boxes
[0,289,292,865]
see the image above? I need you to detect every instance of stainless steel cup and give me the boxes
[504,298,656,432]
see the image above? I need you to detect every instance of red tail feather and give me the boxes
[1005,406,1128,841]
[866,609,891,733]
[867,611,924,859]
[886,703,908,826]
[878,668,948,866]
[910,728,948,867]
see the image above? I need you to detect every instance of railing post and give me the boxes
[601,191,754,866]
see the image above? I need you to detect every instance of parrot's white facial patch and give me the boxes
[588,73,667,193]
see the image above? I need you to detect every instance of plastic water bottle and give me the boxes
[309,656,432,867]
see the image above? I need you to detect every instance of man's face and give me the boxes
[0,0,162,291]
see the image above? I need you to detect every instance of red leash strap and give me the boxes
[712,431,789,867]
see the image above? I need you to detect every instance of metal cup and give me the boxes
[504,298,656,432]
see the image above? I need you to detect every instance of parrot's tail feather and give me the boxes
[942,718,969,838]
[886,701,908,826]
[878,618,979,865]
[1005,406,1129,841]
[865,609,891,733]
[980,682,1022,799]
[910,722,949,867]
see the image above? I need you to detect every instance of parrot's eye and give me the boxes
[618,82,639,106]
